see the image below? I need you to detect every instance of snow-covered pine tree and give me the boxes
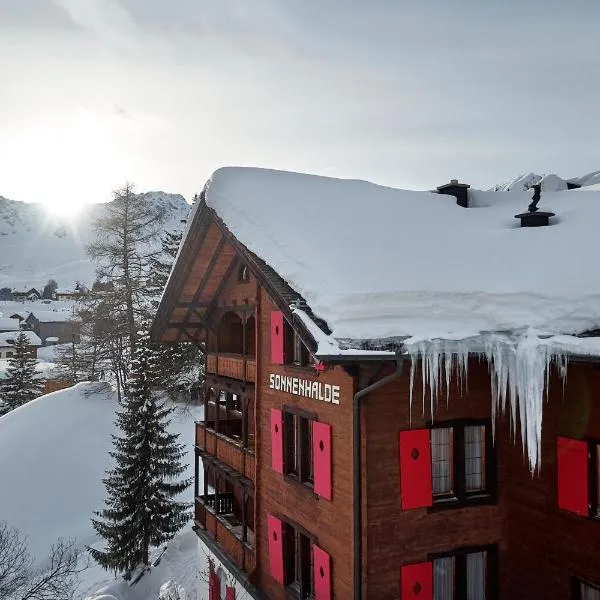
[89,328,191,579]
[1,332,44,413]
[147,229,182,304]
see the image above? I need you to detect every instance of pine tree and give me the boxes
[1,332,44,413]
[89,328,191,578]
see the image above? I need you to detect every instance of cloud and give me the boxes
[52,0,139,50]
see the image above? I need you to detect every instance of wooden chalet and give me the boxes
[152,168,600,600]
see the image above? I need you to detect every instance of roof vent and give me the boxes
[514,183,555,227]
[436,180,471,208]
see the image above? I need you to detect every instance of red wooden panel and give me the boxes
[225,585,235,600]
[271,311,285,364]
[313,421,332,500]
[271,408,284,474]
[268,515,284,584]
[313,544,331,600]
[557,436,589,516]
[401,562,432,600]
[209,570,220,600]
[399,429,433,510]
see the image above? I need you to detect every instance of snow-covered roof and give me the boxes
[0,331,42,347]
[0,317,21,332]
[204,167,600,342]
[27,310,75,323]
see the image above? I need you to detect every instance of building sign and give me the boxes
[268,374,340,405]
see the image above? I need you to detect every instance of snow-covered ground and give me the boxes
[0,382,202,600]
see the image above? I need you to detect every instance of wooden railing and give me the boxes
[205,352,256,383]
[196,422,255,480]
[194,496,255,575]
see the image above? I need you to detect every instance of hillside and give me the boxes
[0,192,191,290]
[0,382,202,599]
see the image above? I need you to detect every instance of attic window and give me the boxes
[238,264,249,283]
[284,322,314,367]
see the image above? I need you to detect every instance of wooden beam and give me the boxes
[183,235,227,325]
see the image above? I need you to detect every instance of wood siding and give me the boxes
[364,360,504,599]
[255,291,357,600]
[500,363,600,599]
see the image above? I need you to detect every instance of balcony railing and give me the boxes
[206,352,256,383]
[195,495,256,575]
[196,421,256,480]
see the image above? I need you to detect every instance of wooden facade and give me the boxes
[152,196,600,599]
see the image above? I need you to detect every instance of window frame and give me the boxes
[237,263,250,283]
[429,544,498,600]
[283,406,317,490]
[283,322,314,369]
[428,419,496,510]
[572,577,600,600]
[283,520,316,599]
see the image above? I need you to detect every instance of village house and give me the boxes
[0,330,42,359]
[152,167,600,600]
[24,310,80,345]
[11,287,41,301]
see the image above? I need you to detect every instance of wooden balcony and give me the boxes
[195,495,256,575]
[206,352,256,383]
[196,421,255,480]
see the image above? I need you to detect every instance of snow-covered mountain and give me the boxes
[0,192,191,290]
[490,170,600,192]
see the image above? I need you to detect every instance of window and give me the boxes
[238,264,249,283]
[284,410,314,485]
[284,523,314,599]
[430,422,493,505]
[432,547,495,600]
[6,351,13,358]
[574,579,600,600]
[284,322,314,367]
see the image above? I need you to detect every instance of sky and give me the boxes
[1,0,599,209]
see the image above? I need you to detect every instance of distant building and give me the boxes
[0,318,21,333]
[55,289,83,301]
[12,288,41,301]
[0,330,42,359]
[24,311,80,345]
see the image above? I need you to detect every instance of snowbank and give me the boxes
[0,382,200,597]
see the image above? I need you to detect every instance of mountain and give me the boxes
[489,170,600,192]
[0,192,191,290]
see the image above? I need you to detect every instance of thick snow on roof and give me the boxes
[205,167,600,342]
[0,330,42,347]
[0,317,20,331]
[28,309,75,323]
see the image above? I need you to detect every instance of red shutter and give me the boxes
[557,436,589,516]
[313,422,332,500]
[268,515,284,584]
[399,429,433,510]
[209,570,220,600]
[271,311,285,364]
[401,562,432,600]
[225,586,235,600]
[271,408,284,474]
[313,544,331,600]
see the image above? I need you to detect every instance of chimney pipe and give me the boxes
[436,180,471,208]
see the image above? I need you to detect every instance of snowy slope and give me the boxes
[0,382,201,598]
[490,170,600,192]
[0,192,190,289]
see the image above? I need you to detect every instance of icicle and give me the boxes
[403,330,572,473]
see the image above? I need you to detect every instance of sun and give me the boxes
[9,108,126,214]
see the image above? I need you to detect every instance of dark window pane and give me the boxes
[465,426,485,492]
[433,556,455,600]
[431,428,453,495]
[466,551,486,600]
